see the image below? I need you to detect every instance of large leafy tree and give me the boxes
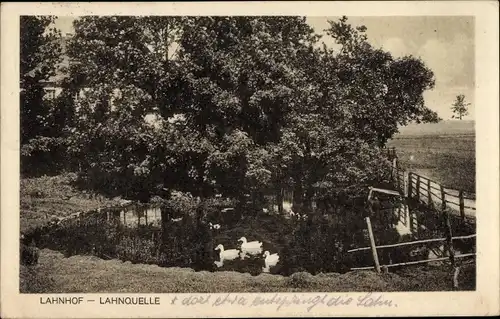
[272,17,441,213]
[173,17,321,201]
[66,16,320,201]
[325,17,440,146]
[65,16,440,212]
[65,16,185,199]
[20,16,62,142]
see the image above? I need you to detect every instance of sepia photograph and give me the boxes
[18,13,478,293]
[2,1,499,318]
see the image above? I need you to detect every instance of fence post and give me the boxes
[440,185,446,212]
[396,167,401,192]
[410,212,417,234]
[415,175,421,202]
[396,172,400,193]
[407,172,413,199]
[427,179,432,207]
[365,217,381,273]
[459,190,465,222]
[444,210,456,285]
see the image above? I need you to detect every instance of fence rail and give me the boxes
[349,217,476,285]
[347,234,476,253]
[389,159,476,223]
[351,253,476,270]
[352,148,477,286]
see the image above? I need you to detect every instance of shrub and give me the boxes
[164,191,200,219]
[116,236,162,264]
[21,136,71,177]
[21,243,40,266]
[279,213,360,275]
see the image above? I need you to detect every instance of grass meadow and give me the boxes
[387,121,475,194]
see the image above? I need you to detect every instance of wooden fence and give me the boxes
[349,217,476,281]
[104,203,163,227]
[344,148,478,280]
[388,155,476,224]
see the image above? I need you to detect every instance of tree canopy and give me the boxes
[25,16,440,210]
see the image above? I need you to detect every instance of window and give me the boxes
[45,89,56,100]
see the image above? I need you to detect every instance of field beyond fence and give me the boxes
[387,148,476,223]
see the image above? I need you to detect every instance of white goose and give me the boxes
[238,237,263,259]
[209,222,221,230]
[214,244,239,267]
[262,251,280,273]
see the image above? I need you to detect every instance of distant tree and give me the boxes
[451,94,470,120]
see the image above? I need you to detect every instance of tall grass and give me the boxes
[388,135,475,193]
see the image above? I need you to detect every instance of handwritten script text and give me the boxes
[171,293,396,312]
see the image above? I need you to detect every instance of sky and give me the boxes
[53,16,475,120]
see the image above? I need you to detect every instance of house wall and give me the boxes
[43,86,64,100]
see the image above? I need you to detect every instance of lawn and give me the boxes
[20,173,123,234]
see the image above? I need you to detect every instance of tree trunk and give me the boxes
[303,186,315,215]
[277,187,284,215]
[293,181,303,214]
[275,169,284,214]
[160,205,171,253]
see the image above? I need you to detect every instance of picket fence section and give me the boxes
[388,150,476,224]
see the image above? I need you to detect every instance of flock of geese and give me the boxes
[214,237,280,273]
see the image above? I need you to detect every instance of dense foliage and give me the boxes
[21,16,440,215]
[20,16,67,176]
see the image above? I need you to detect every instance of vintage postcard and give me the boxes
[1,1,499,318]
